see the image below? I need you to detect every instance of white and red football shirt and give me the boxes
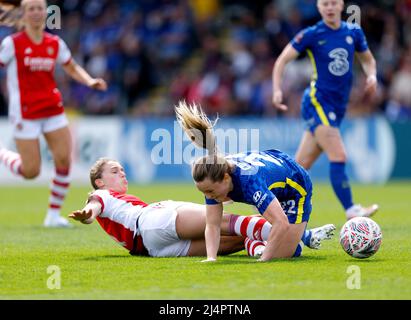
[0,31,72,121]
[90,189,148,253]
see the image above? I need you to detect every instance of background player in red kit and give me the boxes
[0,0,107,227]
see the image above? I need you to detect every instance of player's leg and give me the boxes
[1,138,41,178]
[175,202,334,253]
[175,203,272,239]
[43,123,72,227]
[301,224,336,249]
[297,89,324,170]
[295,130,323,170]
[261,220,307,259]
[186,236,245,256]
[0,119,42,178]
[244,237,266,257]
[174,203,207,239]
[175,204,267,256]
[140,204,244,257]
[175,202,333,256]
[224,211,336,250]
[314,125,378,219]
[316,124,353,213]
[262,190,307,258]
[225,214,271,240]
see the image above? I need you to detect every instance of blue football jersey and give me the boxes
[291,21,368,108]
[205,149,311,216]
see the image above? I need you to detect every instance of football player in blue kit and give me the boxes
[176,101,336,262]
[272,0,378,220]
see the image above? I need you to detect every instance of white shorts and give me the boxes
[138,200,191,257]
[12,113,69,139]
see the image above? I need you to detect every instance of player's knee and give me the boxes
[297,157,313,170]
[296,156,314,170]
[325,146,347,162]
[21,168,40,179]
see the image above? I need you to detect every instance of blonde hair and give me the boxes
[175,101,232,182]
[89,158,115,190]
[175,100,217,154]
[21,0,47,9]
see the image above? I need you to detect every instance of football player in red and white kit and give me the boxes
[69,158,335,258]
[0,0,107,227]
[69,158,247,257]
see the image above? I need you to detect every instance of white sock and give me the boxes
[46,208,61,219]
[245,237,266,257]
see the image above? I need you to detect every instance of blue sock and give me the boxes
[293,242,303,257]
[330,162,354,210]
[301,229,312,247]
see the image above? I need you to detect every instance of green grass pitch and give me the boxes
[1,182,410,299]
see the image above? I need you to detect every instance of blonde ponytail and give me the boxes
[175,100,233,183]
[175,100,218,155]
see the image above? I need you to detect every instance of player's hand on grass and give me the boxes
[201,257,217,263]
[272,89,288,111]
[68,209,93,224]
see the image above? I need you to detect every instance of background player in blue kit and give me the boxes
[272,0,378,220]
[176,101,335,262]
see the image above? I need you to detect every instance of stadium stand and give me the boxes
[0,0,410,119]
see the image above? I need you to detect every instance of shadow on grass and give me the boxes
[213,254,329,265]
[79,253,331,265]
[342,257,385,263]
[81,254,131,261]
[31,225,78,231]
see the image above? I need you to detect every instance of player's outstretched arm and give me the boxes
[68,199,102,224]
[63,59,107,91]
[272,43,299,111]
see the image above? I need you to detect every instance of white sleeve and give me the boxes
[89,189,113,215]
[0,36,15,66]
[56,37,72,65]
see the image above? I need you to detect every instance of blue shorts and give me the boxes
[272,170,313,225]
[301,88,346,133]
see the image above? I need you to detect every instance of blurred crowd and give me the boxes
[0,0,410,121]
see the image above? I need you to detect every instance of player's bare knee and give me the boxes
[296,157,313,170]
[21,168,40,179]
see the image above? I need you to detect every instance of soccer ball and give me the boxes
[339,217,382,259]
